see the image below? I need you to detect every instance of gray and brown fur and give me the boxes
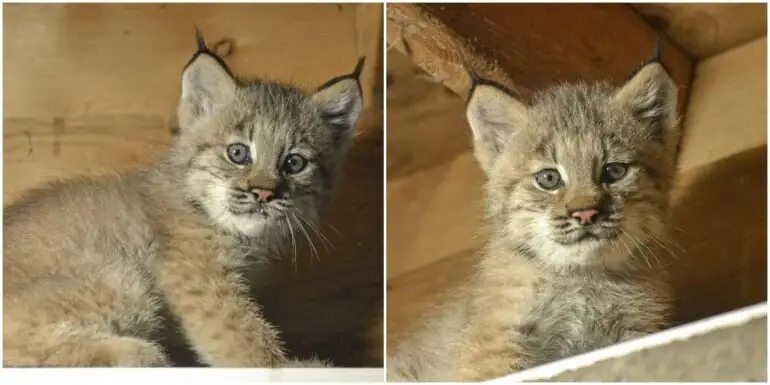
[387,62,679,381]
[3,33,363,367]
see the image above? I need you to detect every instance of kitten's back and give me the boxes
[4,172,155,291]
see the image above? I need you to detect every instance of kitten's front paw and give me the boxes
[619,330,648,343]
[280,357,333,368]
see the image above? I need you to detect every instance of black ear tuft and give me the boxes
[628,38,667,80]
[312,59,365,139]
[352,57,366,80]
[465,68,483,102]
[183,26,235,79]
[195,25,208,52]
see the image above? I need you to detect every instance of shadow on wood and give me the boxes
[258,111,384,367]
[668,145,767,325]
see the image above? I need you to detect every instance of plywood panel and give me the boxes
[667,37,767,324]
[634,3,767,59]
[3,3,378,119]
[3,3,383,367]
[386,248,478,345]
[677,37,767,172]
[386,152,485,279]
[386,50,471,180]
[388,3,694,113]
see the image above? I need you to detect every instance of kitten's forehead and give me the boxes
[506,83,640,170]
[531,83,614,134]
[228,81,324,145]
[239,81,319,126]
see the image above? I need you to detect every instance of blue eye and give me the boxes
[602,163,629,183]
[535,169,562,190]
[282,154,307,174]
[226,143,251,165]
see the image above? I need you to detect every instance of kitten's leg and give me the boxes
[154,252,286,367]
[3,329,168,367]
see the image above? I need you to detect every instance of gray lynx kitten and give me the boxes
[388,61,678,381]
[3,33,363,367]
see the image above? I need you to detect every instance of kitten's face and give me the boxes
[467,64,679,269]
[172,50,362,237]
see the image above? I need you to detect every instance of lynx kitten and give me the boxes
[388,61,679,381]
[3,33,363,367]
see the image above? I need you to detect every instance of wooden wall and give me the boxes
[633,3,767,59]
[386,3,767,343]
[3,3,384,367]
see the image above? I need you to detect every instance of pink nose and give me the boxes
[254,189,274,202]
[572,209,599,225]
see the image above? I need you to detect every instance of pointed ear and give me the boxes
[178,53,237,127]
[312,59,364,140]
[466,82,528,173]
[613,62,678,139]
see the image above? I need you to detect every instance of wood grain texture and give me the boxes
[388,3,694,113]
[634,3,767,59]
[386,248,478,345]
[387,152,484,279]
[3,3,383,367]
[677,37,768,172]
[355,4,384,109]
[667,37,767,324]
[386,3,520,100]
[3,3,376,119]
[386,50,471,180]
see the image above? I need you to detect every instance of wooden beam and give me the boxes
[386,50,471,180]
[634,3,767,59]
[387,3,695,114]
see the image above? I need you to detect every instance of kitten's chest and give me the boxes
[514,277,644,364]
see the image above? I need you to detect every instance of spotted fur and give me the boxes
[3,36,362,367]
[388,63,679,381]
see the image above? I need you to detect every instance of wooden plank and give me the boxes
[3,3,376,119]
[386,50,471,180]
[386,248,478,345]
[667,37,767,324]
[387,3,694,115]
[354,3,384,109]
[386,152,485,279]
[386,3,520,100]
[3,116,172,202]
[668,145,767,325]
[634,3,767,59]
[677,37,767,172]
